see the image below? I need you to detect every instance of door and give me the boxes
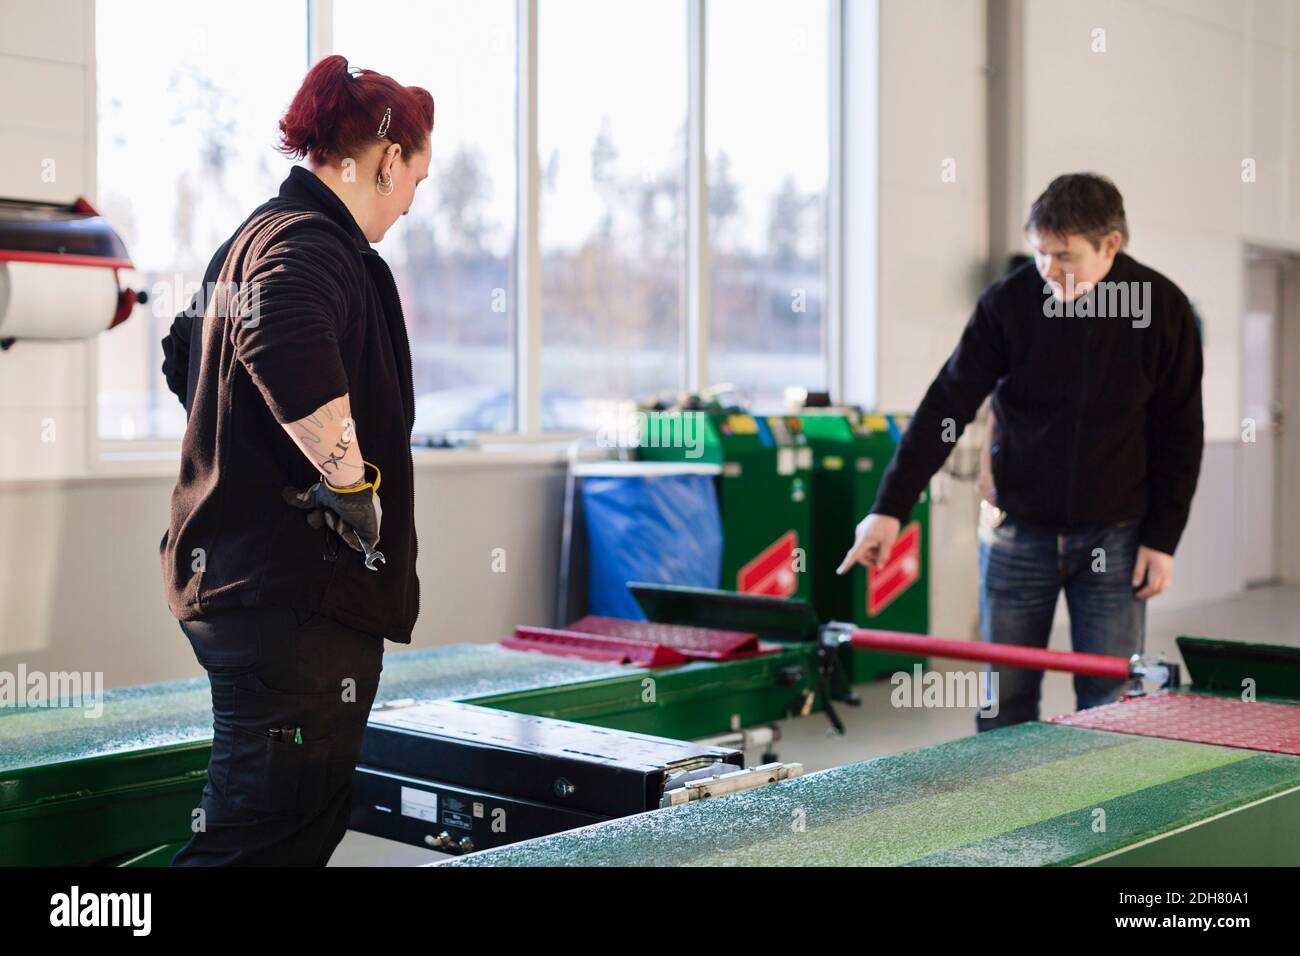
[1241,257,1283,587]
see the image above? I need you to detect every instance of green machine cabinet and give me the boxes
[638,411,813,602]
[799,409,929,682]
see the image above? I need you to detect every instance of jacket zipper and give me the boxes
[365,251,421,631]
[1063,316,1090,526]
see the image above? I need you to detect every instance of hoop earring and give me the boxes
[376,173,394,197]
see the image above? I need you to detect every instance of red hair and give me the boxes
[279,55,434,166]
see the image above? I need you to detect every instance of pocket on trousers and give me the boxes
[978,512,1017,548]
[992,516,1018,541]
[226,725,334,818]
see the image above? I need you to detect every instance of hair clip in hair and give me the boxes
[377,107,392,139]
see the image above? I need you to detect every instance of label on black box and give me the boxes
[443,809,473,829]
[399,786,438,822]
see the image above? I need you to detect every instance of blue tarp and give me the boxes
[581,471,722,620]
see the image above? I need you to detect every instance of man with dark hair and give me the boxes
[838,173,1204,730]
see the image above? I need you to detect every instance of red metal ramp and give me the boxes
[504,616,779,666]
[566,616,772,660]
[1049,690,1300,756]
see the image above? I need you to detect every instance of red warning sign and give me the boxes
[868,521,921,616]
[737,531,799,597]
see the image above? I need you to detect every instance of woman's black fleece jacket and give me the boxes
[160,165,419,643]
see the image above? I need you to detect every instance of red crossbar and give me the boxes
[850,629,1132,681]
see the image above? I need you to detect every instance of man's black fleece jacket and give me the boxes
[872,252,1204,555]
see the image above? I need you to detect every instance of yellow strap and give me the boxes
[324,460,382,494]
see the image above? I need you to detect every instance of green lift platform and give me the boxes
[445,721,1300,867]
[0,638,826,867]
[7,582,1299,868]
[444,633,1300,867]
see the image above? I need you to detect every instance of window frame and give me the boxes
[90,0,853,460]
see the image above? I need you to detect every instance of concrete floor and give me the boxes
[330,582,1300,866]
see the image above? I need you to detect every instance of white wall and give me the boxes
[876,0,989,412]
[0,0,97,481]
[874,0,990,638]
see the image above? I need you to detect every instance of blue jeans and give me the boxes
[975,515,1145,732]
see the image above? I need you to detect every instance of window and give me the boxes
[538,0,687,430]
[95,0,309,440]
[335,0,518,437]
[707,0,829,412]
[94,0,841,443]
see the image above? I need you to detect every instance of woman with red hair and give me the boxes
[160,55,433,865]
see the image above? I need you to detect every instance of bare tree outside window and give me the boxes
[538,0,687,430]
[708,0,829,411]
[337,0,518,437]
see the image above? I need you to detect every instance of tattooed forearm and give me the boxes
[283,394,366,486]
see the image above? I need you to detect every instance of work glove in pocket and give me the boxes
[283,461,383,554]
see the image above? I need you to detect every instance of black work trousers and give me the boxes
[171,605,383,866]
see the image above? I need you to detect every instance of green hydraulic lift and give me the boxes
[444,720,1300,867]
[9,583,1300,868]
[444,633,1300,867]
[0,641,825,867]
